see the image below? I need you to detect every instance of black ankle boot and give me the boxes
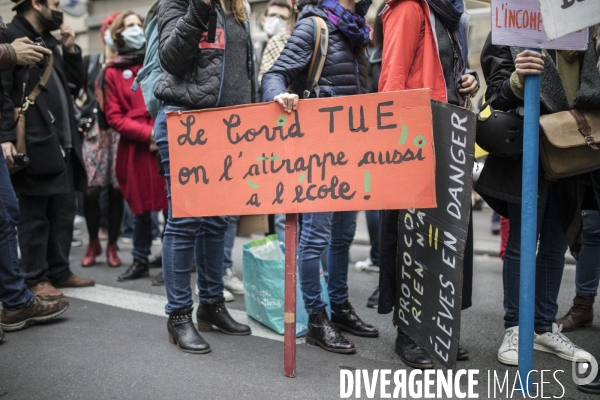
[196,300,251,335]
[151,271,164,286]
[457,345,469,361]
[117,261,148,282]
[307,310,355,354]
[331,300,379,337]
[395,328,434,369]
[167,308,211,354]
[366,287,379,309]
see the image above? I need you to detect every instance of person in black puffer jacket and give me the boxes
[154,0,254,355]
[261,0,379,355]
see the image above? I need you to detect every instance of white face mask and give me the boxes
[104,29,115,50]
[120,25,146,50]
[263,16,287,37]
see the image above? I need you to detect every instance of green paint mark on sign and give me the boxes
[270,156,280,161]
[364,171,371,192]
[398,124,408,145]
[276,115,288,126]
[298,173,306,183]
[256,156,268,161]
[248,180,260,189]
[414,135,427,148]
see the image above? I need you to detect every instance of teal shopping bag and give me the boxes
[243,234,330,337]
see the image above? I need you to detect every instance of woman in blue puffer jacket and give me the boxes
[261,0,379,355]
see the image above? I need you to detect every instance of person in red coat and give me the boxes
[102,10,167,281]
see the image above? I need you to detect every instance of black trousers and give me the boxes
[18,189,76,287]
[18,153,78,287]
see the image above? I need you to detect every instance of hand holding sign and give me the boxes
[515,50,546,84]
[274,93,299,113]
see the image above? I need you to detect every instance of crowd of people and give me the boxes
[0,0,599,394]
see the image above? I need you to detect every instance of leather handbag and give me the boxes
[8,52,54,175]
[539,108,600,179]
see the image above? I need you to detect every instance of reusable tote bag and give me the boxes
[243,235,330,337]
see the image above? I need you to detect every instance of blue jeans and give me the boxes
[155,105,228,313]
[575,210,600,297]
[132,212,152,264]
[0,152,34,310]
[365,210,380,266]
[298,211,357,314]
[223,215,240,270]
[503,180,567,332]
[121,200,134,238]
[274,214,286,241]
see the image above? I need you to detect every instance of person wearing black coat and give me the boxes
[478,30,600,367]
[0,0,94,300]
[261,0,379,355]
[0,14,69,342]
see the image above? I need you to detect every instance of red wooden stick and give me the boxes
[284,213,298,378]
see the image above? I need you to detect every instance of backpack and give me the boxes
[302,16,328,99]
[286,17,328,99]
[131,0,162,119]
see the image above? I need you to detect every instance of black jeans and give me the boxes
[18,189,76,287]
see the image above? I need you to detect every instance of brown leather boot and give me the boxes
[556,295,594,332]
[55,274,95,288]
[29,281,63,300]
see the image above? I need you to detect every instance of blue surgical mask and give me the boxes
[104,29,115,50]
[120,26,146,50]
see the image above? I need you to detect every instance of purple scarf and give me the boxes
[320,0,371,48]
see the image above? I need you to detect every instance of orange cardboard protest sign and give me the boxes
[166,90,436,218]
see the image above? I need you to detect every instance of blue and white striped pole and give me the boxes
[518,48,542,395]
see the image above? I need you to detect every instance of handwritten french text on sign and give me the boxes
[540,0,600,41]
[491,0,588,50]
[394,101,476,369]
[166,90,436,218]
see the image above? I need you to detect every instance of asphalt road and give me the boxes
[0,209,598,399]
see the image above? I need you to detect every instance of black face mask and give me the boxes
[40,9,63,32]
[355,0,372,16]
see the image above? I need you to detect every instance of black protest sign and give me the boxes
[393,100,476,369]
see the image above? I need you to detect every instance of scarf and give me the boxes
[106,47,146,69]
[96,47,146,111]
[320,0,372,48]
[426,0,468,104]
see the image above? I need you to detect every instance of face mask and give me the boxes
[41,9,63,32]
[263,16,287,37]
[120,25,146,50]
[355,0,372,17]
[104,29,115,50]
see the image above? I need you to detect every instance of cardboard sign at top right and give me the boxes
[539,0,600,41]
[491,0,588,50]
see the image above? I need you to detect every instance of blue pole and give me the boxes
[518,48,541,395]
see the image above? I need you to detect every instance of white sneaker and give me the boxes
[223,268,244,294]
[223,288,234,302]
[497,326,519,366]
[534,323,593,362]
[194,285,234,302]
[354,258,379,272]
